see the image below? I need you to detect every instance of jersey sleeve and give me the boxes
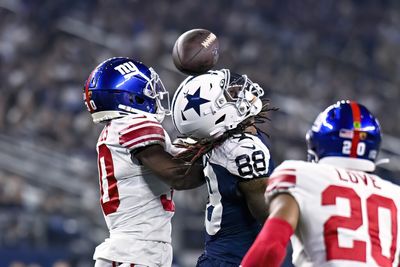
[226,140,271,180]
[266,162,297,196]
[265,161,306,212]
[118,116,166,152]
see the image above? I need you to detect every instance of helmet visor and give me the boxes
[224,72,264,115]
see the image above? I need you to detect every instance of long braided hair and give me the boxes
[174,98,278,164]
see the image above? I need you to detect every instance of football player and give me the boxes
[83,57,205,267]
[171,69,275,266]
[242,100,400,267]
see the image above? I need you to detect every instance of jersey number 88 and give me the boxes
[235,150,266,177]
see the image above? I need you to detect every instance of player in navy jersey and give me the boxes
[171,69,276,266]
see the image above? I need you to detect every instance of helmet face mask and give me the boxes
[171,69,264,139]
[83,57,170,123]
[142,67,170,115]
[223,75,264,116]
[306,100,381,171]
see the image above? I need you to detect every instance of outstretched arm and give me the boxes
[238,178,269,223]
[134,144,205,190]
[241,193,300,267]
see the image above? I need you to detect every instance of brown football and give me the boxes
[172,29,219,75]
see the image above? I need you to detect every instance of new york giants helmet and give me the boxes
[171,69,264,139]
[83,57,170,123]
[306,100,381,171]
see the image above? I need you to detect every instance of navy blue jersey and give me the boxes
[201,133,273,264]
[256,130,275,175]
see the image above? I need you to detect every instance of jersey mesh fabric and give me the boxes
[201,133,273,264]
[93,114,174,264]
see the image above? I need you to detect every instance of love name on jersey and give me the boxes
[336,169,381,189]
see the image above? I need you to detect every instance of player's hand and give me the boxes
[171,137,197,156]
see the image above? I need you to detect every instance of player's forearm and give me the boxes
[239,178,269,222]
[164,161,205,190]
[241,217,293,267]
[248,200,269,223]
[135,145,205,189]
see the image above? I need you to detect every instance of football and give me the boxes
[172,29,219,75]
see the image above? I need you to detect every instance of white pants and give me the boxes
[94,258,147,267]
[93,239,173,267]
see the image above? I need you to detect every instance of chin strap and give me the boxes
[375,158,390,166]
[118,104,165,123]
[307,149,319,163]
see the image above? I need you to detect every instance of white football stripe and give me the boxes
[270,170,296,178]
[122,134,165,147]
[120,122,163,135]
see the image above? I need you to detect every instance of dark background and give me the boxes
[0,0,399,266]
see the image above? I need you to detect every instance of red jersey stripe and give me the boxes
[276,168,295,172]
[268,174,296,187]
[267,185,291,192]
[270,168,296,177]
[120,125,165,145]
[125,137,165,150]
[120,120,161,134]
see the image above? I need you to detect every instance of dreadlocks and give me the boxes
[174,98,278,165]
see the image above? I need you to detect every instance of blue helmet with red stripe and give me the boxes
[306,100,381,171]
[83,57,170,123]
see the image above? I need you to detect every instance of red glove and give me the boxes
[241,217,294,267]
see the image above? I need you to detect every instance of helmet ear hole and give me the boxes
[329,112,335,120]
[135,95,145,104]
[215,114,226,125]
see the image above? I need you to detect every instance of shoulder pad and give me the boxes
[118,115,165,151]
[225,136,271,179]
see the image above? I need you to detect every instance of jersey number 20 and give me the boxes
[322,185,398,266]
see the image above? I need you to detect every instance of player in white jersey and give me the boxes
[83,57,205,267]
[171,69,276,266]
[242,100,400,267]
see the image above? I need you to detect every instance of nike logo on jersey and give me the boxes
[233,134,253,141]
[241,144,256,150]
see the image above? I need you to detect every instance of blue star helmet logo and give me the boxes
[183,87,210,116]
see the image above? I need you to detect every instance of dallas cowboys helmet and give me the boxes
[171,69,264,139]
[83,57,170,123]
[306,100,381,171]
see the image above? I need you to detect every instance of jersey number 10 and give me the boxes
[98,144,174,215]
[322,185,397,266]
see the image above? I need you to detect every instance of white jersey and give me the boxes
[93,114,174,264]
[267,160,400,267]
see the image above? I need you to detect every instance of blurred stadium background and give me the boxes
[0,0,399,266]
